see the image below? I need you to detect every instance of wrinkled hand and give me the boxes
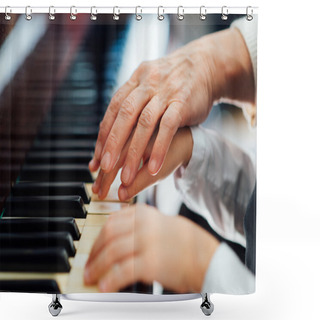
[93,127,193,201]
[89,35,218,185]
[89,27,255,188]
[84,204,219,293]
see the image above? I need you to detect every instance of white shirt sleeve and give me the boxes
[231,17,258,127]
[231,17,258,86]
[201,242,255,294]
[174,126,255,247]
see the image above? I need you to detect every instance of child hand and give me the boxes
[84,204,219,293]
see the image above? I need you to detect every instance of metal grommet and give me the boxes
[135,6,142,21]
[221,6,228,21]
[70,6,77,21]
[200,6,207,21]
[177,6,184,21]
[25,6,32,21]
[246,6,253,21]
[49,6,55,21]
[113,6,120,21]
[158,6,164,21]
[90,6,97,21]
[4,6,12,21]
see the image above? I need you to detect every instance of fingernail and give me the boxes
[99,279,109,292]
[121,165,131,185]
[98,189,104,199]
[101,152,111,172]
[148,159,159,175]
[119,186,128,201]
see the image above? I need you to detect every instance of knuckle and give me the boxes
[148,66,160,83]
[99,121,108,133]
[138,108,154,129]
[127,146,139,163]
[161,115,178,132]
[120,98,136,120]
[138,61,149,72]
[109,94,122,108]
[107,132,118,149]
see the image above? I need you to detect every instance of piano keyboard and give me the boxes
[0,18,145,294]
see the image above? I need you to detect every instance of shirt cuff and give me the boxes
[201,242,255,294]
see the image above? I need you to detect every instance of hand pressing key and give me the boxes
[89,27,255,189]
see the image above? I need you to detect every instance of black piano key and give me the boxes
[0,218,80,240]
[4,195,87,219]
[19,164,93,182]
[37,126,98,140]
[11,182,90,204]
[44,114,100,125]
[31,139,95,152]
[0,232,76,257]
[0,248,70,272]
[42,120,99,128]
[25,151,93,165]
[0,279,60,293]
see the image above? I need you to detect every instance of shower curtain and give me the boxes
[0,7,257,298]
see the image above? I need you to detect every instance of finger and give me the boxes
[100,86,151,173]
[97,130,134,199]
[98,169,119,200]
[92,168,104,194]
[119,164,156,201]
[118,130,185,201]
[84,232,136,285]
[148,102,183,175]
[86,206,136,266]
[89,80,137,172]
[121,96,163,186]
[97,256,144,292]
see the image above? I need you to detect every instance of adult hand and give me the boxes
[93,127,193,201]
[84,204,219,293]
[89,28,255,186]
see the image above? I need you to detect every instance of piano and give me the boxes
[0,13,151,294]
[0,12,248,299]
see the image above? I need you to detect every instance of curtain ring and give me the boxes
[200,6,207,21]
[221,6,228,21]
[4,6,12,21]
[49,6,55,21]
[25,6,32,21]
[158,6,164,21]
[70,6,77,20]
[246,6,253,21]
[90,6,97,21]
[113,6,120,21]
[135,6,142,21]
[177,6,184,21]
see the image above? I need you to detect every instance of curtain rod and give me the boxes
[0,6,258,18]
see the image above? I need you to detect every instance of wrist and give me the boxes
[203,28,255,105]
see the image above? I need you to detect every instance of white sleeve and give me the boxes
[201,242,255,294]
[231,17,258,86]
[231,17,258,127]
[174,126,255,247]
